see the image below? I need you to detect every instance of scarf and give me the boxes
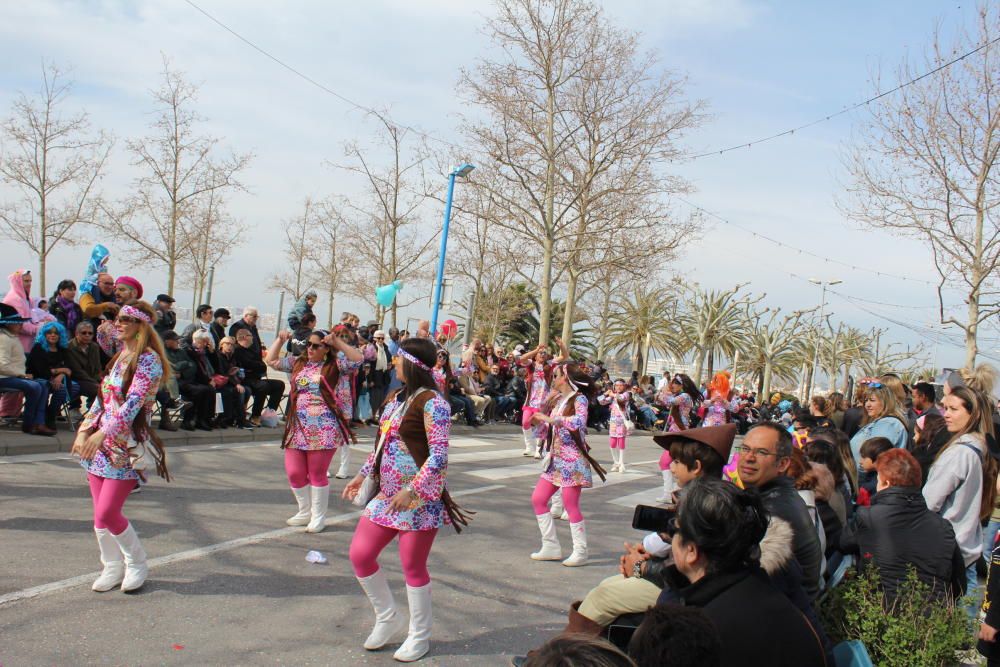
[57,296,79,333]
[375,343,388,371]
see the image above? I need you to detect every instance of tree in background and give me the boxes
[100,57,250,296]
[179,186,246,311]
[268,197,315,300]
[739,306,809,399]
[843,6,1000,367]
[677,283,759,384]
[603,287,680,376]
[0,63,112,294]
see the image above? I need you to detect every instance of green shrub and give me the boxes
[819,565,972,667]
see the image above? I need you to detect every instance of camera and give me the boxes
[631,504,675,533]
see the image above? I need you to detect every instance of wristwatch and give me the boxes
[631,560,644,579]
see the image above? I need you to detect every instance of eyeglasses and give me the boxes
[78,331,94,336]
[307,342,328,351]
[116,316,139,324]
[735,445,780,459]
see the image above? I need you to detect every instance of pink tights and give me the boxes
[87,473,134,534]
[532,478,583,523]
[609,436,626,449]
[284,448,336,488]
[349,516,438,587]
[521,406,539,430]
[659,450,673,471]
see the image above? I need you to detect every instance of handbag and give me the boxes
[614,394,635,435]
[210,374,228,390]
[352,390,424,507]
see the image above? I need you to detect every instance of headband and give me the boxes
[120,304,151,323]
[399,348,431,372]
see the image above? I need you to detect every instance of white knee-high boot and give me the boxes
[394,583,432,662]
[111,522,148,592]
[306,484,330,533]
[357,569,406,650]
[534,435,543,459]
[655,469,677,504]
[562,521,588,567]
[287,486,311,526]
[618,448,626,473]
[336,445,352,478]
[92,528,125,592]
[530,513,563,560]
[522,429,535,456]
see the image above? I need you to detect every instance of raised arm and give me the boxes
[265,330,291,369]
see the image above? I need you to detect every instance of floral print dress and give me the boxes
[359,391,452,531]
[277,356,355,451]
[599,391,632,439]
[659,391,695,432]
[333,351,363,420]
[542,393,593,489]
[78,350,163,480]
[701,397,740,427]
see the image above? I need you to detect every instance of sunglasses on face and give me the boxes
[307,342,328,351]
[78,331,94,336]
[116,316,139,324]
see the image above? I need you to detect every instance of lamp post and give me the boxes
[430,163,475,336]
[808,278,841,399]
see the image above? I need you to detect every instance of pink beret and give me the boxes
[115,276,143,299]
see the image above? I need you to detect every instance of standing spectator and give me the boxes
[369,330,392,418]
[840,386,866,439]
[153,294,176,335]
[79,272,117,330]
[210,308,231,348]
[0,303,54,435]
[924,385,999,611]
[234,327,283,427]
[736,423,824,600]
[181,304,213,349]
[828,391,846,430]
[912,381,940,422]
[288,312,316,357]
[3,269,40,352]
[26,321,77,430]
[95,276,142,358]
[386,327,401,356]
[840,448,965,605]
[66,321,102,414]
[229,306,262,355]
[49,279,84,336]
[848,382,909,469]
[287,290,317,330]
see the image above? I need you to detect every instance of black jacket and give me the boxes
[755,476,824,600]
[482,374,505,398]
[229,320,262,355]
[154,307,177,334]
[50,298,84,333]
[26,344,71,380]
[839,486,966,605]
[210,321,227,347]
[980,539,1000,660]
[842,406,864,439]
[233,345,267,383]
[660,564,825,667]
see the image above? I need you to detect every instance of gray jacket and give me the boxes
[923,434,985,566]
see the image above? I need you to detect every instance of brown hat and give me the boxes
[653,423,737,462]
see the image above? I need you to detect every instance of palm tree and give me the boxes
[605,288,683,375]
[498,294,596,359]
[677,284,759,384]
[820,324,871,393]
[738,306,810,398]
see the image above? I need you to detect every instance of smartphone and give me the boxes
[631,504,675,533]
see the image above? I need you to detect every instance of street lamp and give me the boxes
[430,163,475,335]
[808,278,842,399]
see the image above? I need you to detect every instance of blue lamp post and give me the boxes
[430,163,475,336]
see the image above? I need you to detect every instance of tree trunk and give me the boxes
[762,360,773,399]
[706,346,715,380]
[538,236,553,345]
[596,287,612,361]
[561,268,579,345]
[966,286,980,368]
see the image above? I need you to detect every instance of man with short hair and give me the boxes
[153,294,176,335]
[368,330,392,419]
[736,422,824,600]
[386,327,401,356]
[66,321,102,414]
[80,272,117,329]
[229,307,262,355]
[181,304,213,350]
[912,382,940,421]
[210,308,231,348]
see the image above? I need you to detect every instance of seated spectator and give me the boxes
[653,479,825,666]
[840,448,966,605]
[216,336,252,429]
[163,330,212,431]
[627,604,721,667]
[736,422,824,600]
[153,293,177,335]
[26,321,77,429]
[0,303,55,436]
[435,350,479,427]
[66,321,102,415]
[483,363,516,420]
[233,327,283,427]
[857,436,893,506]
[210,308,231,347]
[520,635,635,667]
[188,330,219,430]
[458,367,494,422]
[49,279,83,336]
[181,304,213,349]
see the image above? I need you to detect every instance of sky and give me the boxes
[0,0,989,371]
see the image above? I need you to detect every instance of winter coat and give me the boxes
[0,329,26,377]
[26,344,70,381]
[839,485,965,605]
[66,339,102,384]
[3,270,39,352]
[979,538,1000,661]
[49,297,84,336]
[233,345,267,383]
[286,292,315,330]
[153,307,177,335]
[755,475,825,600]
[923,434,986,566]
[228,320,262,355]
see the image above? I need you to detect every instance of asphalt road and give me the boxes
[0,426,670,666]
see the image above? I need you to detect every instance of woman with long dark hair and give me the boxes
[343,338,470,662]
[49,279,83,336]
[654,373,701,503]
[518,339,568,457]
[265,328,363,533]
[528,362,606,568]
[71,300,171,593]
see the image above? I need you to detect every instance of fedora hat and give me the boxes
[653,423,738,462]
[0,303,29,325]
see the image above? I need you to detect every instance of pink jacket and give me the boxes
[2,270,39,352]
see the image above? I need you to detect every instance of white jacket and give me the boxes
[0,329,26,377]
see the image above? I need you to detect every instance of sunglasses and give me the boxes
[307,342,328,351]
[864,382,884,389]
[78,331,94,336]
[116,316,139,324]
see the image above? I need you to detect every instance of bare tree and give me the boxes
[333,112,437,326]
[0,64,112,294]
[309,198,348,328]
[842,6,1000,367]
[178,187,246,308]
[101,58,250,295]
[268,197,315,299]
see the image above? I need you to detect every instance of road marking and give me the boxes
[465,464,651,485]
[605,487,666,508]
[450,448,527,463]
[0,483,505,608]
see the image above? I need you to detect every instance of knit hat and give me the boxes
[653,423,738,462]
[115,276,143,299]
